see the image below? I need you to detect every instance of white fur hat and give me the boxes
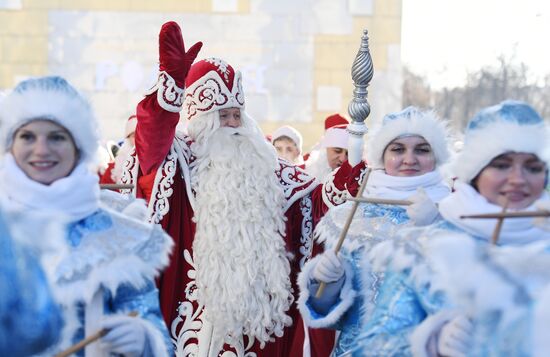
[366,106,450,169]
[320,114,349,149]
[453,100,549,183]
[272,125,303,154]
[0,76,98,163]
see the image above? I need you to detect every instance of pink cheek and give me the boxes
[387,156,401,164]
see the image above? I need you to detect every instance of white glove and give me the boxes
[533,200,550,231]
[437,315,474,357]
[101,314,146,357]
[312,250,344,283]
[406,188,439,226]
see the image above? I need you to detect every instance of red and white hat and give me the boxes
[321,114,349,149]
[183,58,245,120]
[125,115,137,138]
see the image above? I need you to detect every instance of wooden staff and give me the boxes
[346,196,412,206]
[491,198,509,245]
[100,184,134,190]
[54,311,138,357]
[460,210,550,219]
[316,168,372,298]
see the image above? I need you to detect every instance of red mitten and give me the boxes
[332,160,352,190]
[346,161,367,197]
[159,21,203,88]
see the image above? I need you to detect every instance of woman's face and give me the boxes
[474,152,547,209]
[11,120,78,185]
[383,136,436,176]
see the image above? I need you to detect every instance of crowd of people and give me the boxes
[1,20,550,357]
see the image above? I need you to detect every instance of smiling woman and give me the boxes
[383,136,436,177]
[0,76,173,357]
[11,120,78,185]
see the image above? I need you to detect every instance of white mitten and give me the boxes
[406,188,439,226]
[101,314,146,357]
[534,199,550,231]
[311,250,344,283]
[437,315,474,357]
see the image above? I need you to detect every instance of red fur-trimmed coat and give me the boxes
[121,92,365,357]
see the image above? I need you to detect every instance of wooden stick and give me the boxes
[54,311,138,357]
[346,196,412,206]
[460,210,550,219]
[316,168,372,298]
[491,198,509,245]
[100,184,134,190]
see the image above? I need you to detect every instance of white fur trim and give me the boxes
[366,110,449,169]
[410,310,457,357]
[321,127,349,149]
[453,121,549,183]
[297,255,357,328]
[51,208,173,306]
[0,76,98,163]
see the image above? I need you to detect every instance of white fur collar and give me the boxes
[50,207,173,306]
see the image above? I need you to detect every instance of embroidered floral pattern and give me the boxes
[119,148,138,196]
[299,195,313,268]
[148,147,178,224]
[183,71,244,120]
[144,71,184,112]
[321,169,348,209]
[276,160,317,212]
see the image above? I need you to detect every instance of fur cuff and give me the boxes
[145,71,184,113]
[297,255,357,328]
[410,310,457,357]
[321,166,348,209]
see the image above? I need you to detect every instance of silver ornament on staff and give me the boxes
[346,29,373,166]
[316,29,374,298]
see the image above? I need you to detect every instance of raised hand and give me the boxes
[158,21,203,88]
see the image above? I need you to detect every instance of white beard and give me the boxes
[305,149,332,183]
[190,116,293,347]
[111,140,134,183]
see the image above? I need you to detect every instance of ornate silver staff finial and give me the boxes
[347,29,374,166]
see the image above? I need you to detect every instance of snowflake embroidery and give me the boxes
[205,57,230,80]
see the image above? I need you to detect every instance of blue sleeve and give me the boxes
[355,269,427,356]
[108,280,173,356]
[0,215,63,356]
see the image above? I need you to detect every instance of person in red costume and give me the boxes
[120,21,366,357]
[99,114,137,185]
